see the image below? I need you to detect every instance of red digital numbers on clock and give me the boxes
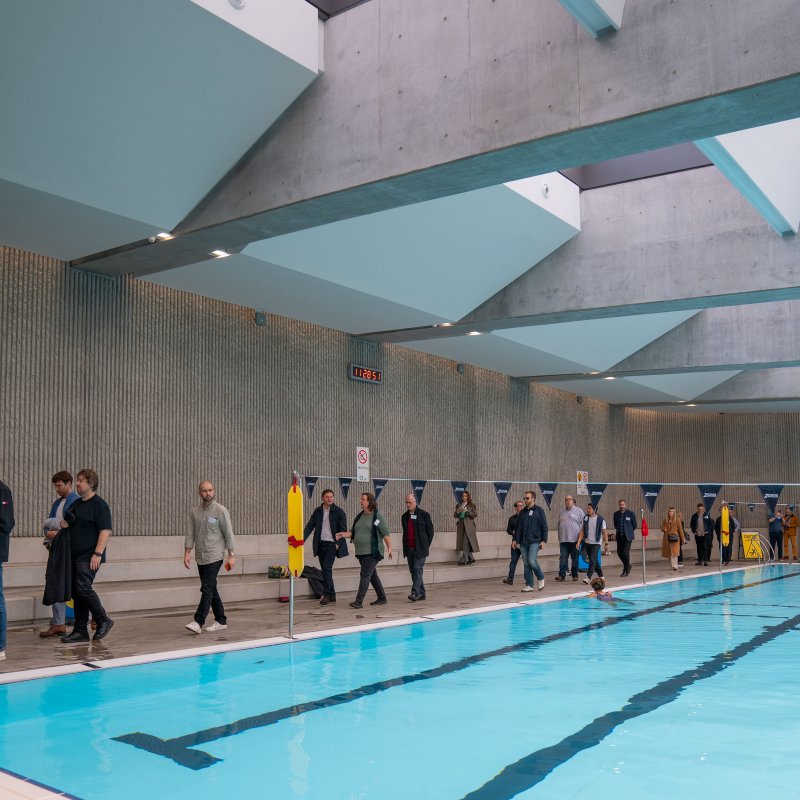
[349,364,382,384]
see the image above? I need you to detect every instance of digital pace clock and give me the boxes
[349,363,383,384]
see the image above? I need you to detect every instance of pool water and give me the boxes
[1,567,799,799]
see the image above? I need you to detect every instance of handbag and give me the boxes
[667,533,679,542]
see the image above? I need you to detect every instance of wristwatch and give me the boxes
[93,551,104,557]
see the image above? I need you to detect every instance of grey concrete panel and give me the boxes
[77,0,800,276]
[695,368,800,402]
[612,303,800,375]
[390,169,800,338]
[576,0,713,127]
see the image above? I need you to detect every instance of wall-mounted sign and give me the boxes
[356,447,370,482]
[349,364,382,384]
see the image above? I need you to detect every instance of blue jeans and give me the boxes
[520,542,544,586]
[558,542,579,578]
[0,564,6,652]
[407,548,427,597]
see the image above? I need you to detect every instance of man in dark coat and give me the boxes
[0,480,14,659]
[613,500,637,577]
[502,500,524,585]
[303,488,348,606]
[402,493,435,601]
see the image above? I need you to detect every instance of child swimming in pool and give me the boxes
[589,577,614,600]
[588,576,633,604]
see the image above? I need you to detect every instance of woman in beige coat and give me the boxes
[455,490,479,565]
[661,506,685,571]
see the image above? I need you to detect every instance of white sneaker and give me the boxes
[0,651,5,661]
[204,621,227,632]
[538,579,545,591]
[582,578,590,585]
[185,621,202,634]
[521,585,535,592]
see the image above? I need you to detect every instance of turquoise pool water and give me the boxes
[2,567,799,799]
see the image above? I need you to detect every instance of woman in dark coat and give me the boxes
[454,490,479,565]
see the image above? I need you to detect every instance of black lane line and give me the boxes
[112,571,800,770]
[459,610,800,800]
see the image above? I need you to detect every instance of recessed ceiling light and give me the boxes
[155,232,174,241]
[603,376,616,381]
[467,331,481,336]
[589,371,601,375]
[210,250,230,258]
[686,403,696,407]
[441,322,454,327]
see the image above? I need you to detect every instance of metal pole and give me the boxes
[289,574,295,640]
[641,509,647,585]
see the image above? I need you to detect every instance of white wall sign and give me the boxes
[576,470,589,496]
[356,447,370,482]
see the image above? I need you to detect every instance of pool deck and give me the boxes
[0,557,778,681]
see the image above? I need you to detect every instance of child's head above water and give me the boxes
[590,577,606,592]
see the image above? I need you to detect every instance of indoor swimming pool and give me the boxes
[1,566,797,799]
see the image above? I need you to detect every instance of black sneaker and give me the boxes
[319,596,330,606]
[408,594,418,602]
[502,578,513,585]
[554,576,565,582]
[349,600,363,609]
[370,598,387,606]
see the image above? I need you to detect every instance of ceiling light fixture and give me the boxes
[441,322,454,327]
[603,376,616,381]
[467,331,481,336]
[210,249,230,259]
[155,232,174,241]
[686,403,696,407]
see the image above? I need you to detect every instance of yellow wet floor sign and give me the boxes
[741,532,764,559]
[287,480,305,577]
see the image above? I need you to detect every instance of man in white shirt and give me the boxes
[556,495,584,582]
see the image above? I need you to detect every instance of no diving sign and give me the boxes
[357,447,370,482]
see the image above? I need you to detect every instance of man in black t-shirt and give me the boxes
[61,468,115,643]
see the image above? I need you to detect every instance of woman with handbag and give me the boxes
[661,506,685,571]
[454,490,479,565]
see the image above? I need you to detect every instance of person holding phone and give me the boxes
[184,480,235,634]
[454,490,479,565]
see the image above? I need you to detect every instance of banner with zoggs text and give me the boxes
[698,484,722,514]
[493,482,513,509]
[538,483,558,510]
[640,484,663,514]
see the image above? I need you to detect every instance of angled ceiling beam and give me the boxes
[557,0,625,38]
[73,0,800,277]
[694,368,800,402]
[696,119,800,236]
[359,168,800,342]
[518,302,800,380]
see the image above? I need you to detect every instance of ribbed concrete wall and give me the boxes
[2,247,797,543]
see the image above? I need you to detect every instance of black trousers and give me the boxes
[356,554,386,602]
[318,541,337,598]
[617,536,632,573]
[71,561,109,634]
[696,534,712,563]
[195,560,226,625]
[584,543,603,579]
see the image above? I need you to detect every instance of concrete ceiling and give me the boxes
[0,0,318,260]
[2,0,799,414]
